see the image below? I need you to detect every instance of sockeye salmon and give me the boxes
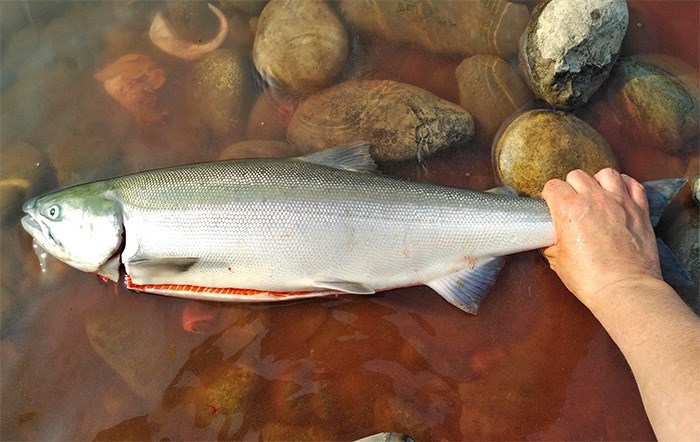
[20,143,687,313]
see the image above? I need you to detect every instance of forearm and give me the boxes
[584,277,700,440]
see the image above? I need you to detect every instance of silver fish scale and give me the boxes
[106,159,553,291]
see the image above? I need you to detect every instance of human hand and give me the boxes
[541,168,662,310]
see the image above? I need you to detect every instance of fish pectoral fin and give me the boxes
[126,257,200,277]
[296,141,377,173]
[313,280,375,294]
[426,256,505,314]
[95,254,121,282]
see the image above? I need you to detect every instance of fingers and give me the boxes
[594,168,628,196]
[621,173,650,213]
[541,177,577,204]
[564,169,599,194]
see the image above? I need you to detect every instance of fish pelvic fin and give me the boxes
[296,141,377,173]
[643,178,686,227]
[426,256,505,314]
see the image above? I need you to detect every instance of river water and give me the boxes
[0,1,698,440]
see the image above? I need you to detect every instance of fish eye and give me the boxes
[46,205,61,220]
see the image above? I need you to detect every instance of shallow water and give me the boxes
[1,1,698,440]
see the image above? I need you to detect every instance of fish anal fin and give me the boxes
[297,142,377,173]
[313,280,375,294]
[426,257,505,314]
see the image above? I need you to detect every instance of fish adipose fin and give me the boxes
[642,178,692,286]
[313,280,375,294]
[426,256,505,314]
[297,141,377,173]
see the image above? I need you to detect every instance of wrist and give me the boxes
[578,274,670,316]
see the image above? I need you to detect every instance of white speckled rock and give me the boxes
[519,0,628,109]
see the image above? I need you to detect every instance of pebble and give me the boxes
[605,55,699,154]
[287,79,475,162]
[493,109,618,196]
[455,55,533,142]
[519,0,628,109]
[339,0,528,59]
[253,0,348,93]
[189,48,255,143]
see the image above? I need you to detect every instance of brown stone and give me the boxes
[493,109,617,196]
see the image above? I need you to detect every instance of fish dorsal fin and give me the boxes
[296,141,377,172]
[313,280,375,294]
[426,256,505,314]
[643,178,686,227]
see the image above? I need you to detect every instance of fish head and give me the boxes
[21,185,124,273]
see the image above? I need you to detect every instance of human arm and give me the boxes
[541,168,700,441]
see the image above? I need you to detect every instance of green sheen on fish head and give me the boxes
[21,182,124,273]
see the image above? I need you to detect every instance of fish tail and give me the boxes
[643,178,692,286]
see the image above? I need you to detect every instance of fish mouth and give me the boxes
[21,214,42,236]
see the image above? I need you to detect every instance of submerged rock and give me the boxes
[493,109,617,196]
[253,0,348,93]
[287,80,475,161]
[604,55,699,154]
[220,0,269,17]
[150,3,229,61]
[189,48,255,142]
[47,133,123,187]
[246,90,296,141]
[519,0,628,109]
[188,364,259,428]
[664,212,700,314]
[218,140,309,160]
[339,0,528,59]
[85,301,191,399]
[165,1,220,43]
[0,142,48,225]
[455,55,533,142]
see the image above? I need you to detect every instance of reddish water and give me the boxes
[1,1,697,440]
